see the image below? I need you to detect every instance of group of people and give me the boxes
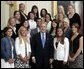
[1,3,83,68]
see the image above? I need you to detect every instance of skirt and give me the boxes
[14,58,30,68]
[69,54,83,68]
[1,59,14,68]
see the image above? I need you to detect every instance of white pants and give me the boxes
[1,59,14,68]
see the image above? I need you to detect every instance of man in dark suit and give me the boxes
[19,3,27,24]
[31,22,54,68]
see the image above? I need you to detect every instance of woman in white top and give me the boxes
[22,20,31,38]
[53,27,69,68]
[15,26,31,68]
[45,13,52,33]
[27,12,37,30]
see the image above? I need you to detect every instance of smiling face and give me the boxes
[72,25,77,34]
[67,5,74,14]
[40,23,47,33]
[45,14,50,22]
[23,21,29,28]
[52,21,57,28]
[9,18,16,27]
[58,5,64,14]
[57,28,63,37]
[33,8,38,14]
[14,11,21,19]
[19,4,25,12]
[42,9,46,16]
[58,13,63,21]
[37,19,42,27]
[30,13,35,19]
[19,26,27,37]
[6,28,13,37]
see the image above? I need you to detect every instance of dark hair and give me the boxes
[72,23,80,32]
[45,13,52,21]
[56,27,65,44]
[40,8,48,18]
[31,5,39,20]
[22,20,30,30]
[27,11,35,20]
[36,18,42,22]
[49,19,58,35]
[14,11,21,22]
[3,27,13,37]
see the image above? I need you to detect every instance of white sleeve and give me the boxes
[28,43,31,53]
[15,37,21,55]
[27,39,31,54]
[53,38,56,50]
[63,37,69,62]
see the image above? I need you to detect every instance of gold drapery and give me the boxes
[52,1,57,17]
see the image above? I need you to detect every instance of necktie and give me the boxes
[42,33,45,48]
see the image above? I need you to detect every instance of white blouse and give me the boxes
[15,37,31,58]
[53,37,69,62]
[28,19,37,30]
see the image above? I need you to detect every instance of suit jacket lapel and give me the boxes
[44,33,48,47]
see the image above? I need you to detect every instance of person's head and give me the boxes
[18,26,29,43]
[14,11,21,20]
[18,26,27,37]
[52,19,58,28]
[56,27,64,37]
[40,8,48,17]
[36,18,42,27]
[19,3,25,12]
[67,4,75,14]
[23,20,29,30]
[49,19,58,34]
[63,18,70,28]
[45,13,52,22]
[58,13,64,21]
[31,5,38,14]
[3,27,13,37]
[58,5,65,14]
[7,17,16,27]
[31,5,39,19]
[56,27,65,44]
[40,22,47,33]
[71,23,80,34]
[27,12,35,20]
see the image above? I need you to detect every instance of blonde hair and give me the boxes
[58,5,65,15]
[7,17,16,27]
[63,18,70,26]
[18,26,30,44]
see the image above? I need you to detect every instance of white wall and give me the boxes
[1,1,9,30]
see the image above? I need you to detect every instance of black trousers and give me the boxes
[36,58,50,68]
[52,60,65,68]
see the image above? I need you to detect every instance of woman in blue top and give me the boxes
[1,27,16,68]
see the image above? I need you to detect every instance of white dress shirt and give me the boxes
[53,37,69,62]
[15,37,31,58]
[28,19,37,30]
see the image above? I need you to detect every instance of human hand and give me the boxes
[8,59,14,64]
[32,57,36,63]
[49,59,53,64]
